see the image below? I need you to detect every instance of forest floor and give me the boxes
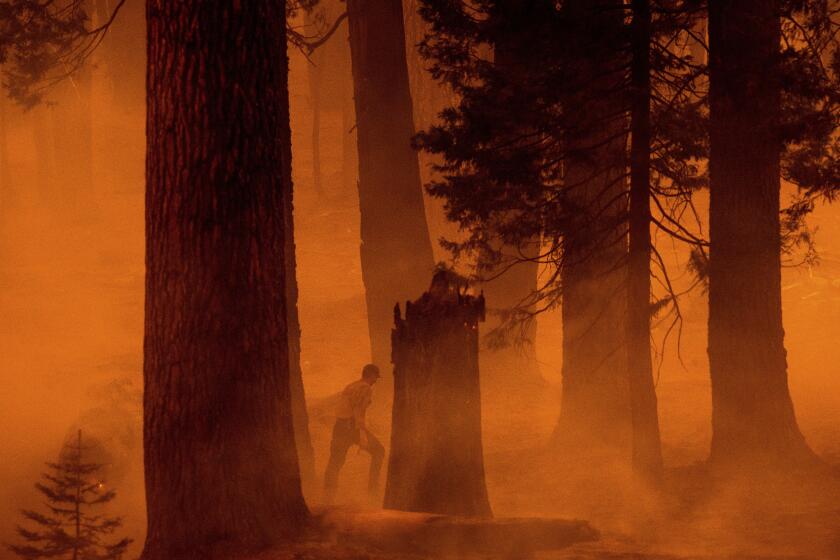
[283,79,840,560]
[285,383,840,560]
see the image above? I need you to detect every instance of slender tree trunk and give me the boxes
[707,0,815,468]
[306,9,324,196]
[142,2,308,558]
[96,0,146,108]
[73,430,81,560]
[342,91,358,194]
[628,0,663,483]
[32,104,54,202]
[553,0,631,457]
[49,62,93,214]
[0,94,10,218]
[346,0,435,369]
[480,18,542,390]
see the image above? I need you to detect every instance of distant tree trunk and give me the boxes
[49,62,93,213]
[707,0,815,468]
[306,9,324,196]
[628,0,663,483]
[346,0,435,369]
[553,0,631,457]
[0,94,10,215]
[142,2,308,558]
[385,271,492,517]
[342,91,358,193]
[32,104,54,201]
[96,0,146,108]
[480,251,541,386]
[688,15,708,67]
[480,14,542,390]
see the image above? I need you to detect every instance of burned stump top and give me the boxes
[393,269,485,330]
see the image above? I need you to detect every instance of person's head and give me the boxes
[361,363,381,385]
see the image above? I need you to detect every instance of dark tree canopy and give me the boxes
[415,0,708,323]
[415,0,840,314]
[0,0,125,107]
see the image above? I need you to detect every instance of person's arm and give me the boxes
[354,405,366,433]
[354,386,372,448]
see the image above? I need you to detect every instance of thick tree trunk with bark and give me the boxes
[707,0,815,468]
[385,271,492,517]
[628,0,663,482]
[142,2,308,558]
[346,0,435,369]
[553,0,631,457]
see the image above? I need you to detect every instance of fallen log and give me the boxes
[316,506,599,556]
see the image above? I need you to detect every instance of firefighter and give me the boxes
[323,363,385,501]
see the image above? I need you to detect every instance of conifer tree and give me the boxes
[8,430,132,560]
[415,0,706,472]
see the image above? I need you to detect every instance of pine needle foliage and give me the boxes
[8,430,132,560]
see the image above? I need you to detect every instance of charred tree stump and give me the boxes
[384,271,492,517]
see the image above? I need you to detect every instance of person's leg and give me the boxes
[323,420,353,501]
[365,432,385,495]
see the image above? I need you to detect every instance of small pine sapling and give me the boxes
[8,430,132,560]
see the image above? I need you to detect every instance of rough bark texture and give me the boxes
[142,2,308,558]
[628,0,663,482]
[346,0,436,369]
[554,0,631,457]
[707,0,814,468]
[385,272,492,517]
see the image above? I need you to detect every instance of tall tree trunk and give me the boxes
[306,9,324,196]
[50,62,93,214]
[480,11,543,390]
[32,104,55,202]
[342,90,358,194]
[73,430,82,560]
[707,0,815,468]
[480,252,541,387]
[142,2,308,558]
[0,93,10,218]
[346,0,435,369]
[96,0,146,109]
[628,0,663,483]
[553,0,631,457]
